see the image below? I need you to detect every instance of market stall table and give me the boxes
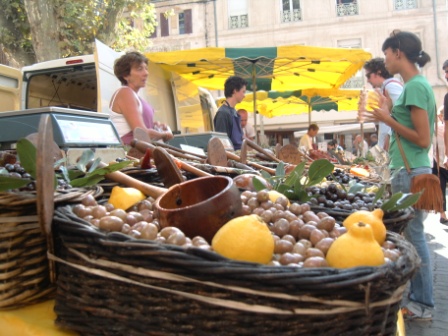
[0,300,76,336]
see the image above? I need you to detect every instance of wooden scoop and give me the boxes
[36,115,56,282]
[152,147,184,187]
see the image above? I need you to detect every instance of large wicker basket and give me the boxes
[0,187,102,310]
[51,205,419,336]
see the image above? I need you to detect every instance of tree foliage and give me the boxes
[0,0,156,66]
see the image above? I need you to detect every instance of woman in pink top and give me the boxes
[109,51,173,145]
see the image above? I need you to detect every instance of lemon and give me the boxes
[343,209,386,245]
[108,186,146,210]
[268,190,291,206]
[326,222,385,268]
[211,215,274,264]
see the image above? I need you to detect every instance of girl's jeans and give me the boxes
[391,167,434,308]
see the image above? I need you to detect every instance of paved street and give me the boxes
[405,212,448,336]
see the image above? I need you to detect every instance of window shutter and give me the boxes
[184,9,192,34]
[160,13,169,37]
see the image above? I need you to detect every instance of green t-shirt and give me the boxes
[389,75,436,169]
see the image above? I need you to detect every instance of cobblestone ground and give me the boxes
[405,212,448,336]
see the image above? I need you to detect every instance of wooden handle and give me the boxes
[172,158,213,177]
[225,151,276,175]
[132,139,211,178]
[97,161,167,198]
[149,140,207,160]
[246,139,282,163]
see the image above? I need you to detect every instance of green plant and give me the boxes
[0,141,131,192]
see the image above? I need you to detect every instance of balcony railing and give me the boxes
[281,9,302,23]
[229,14,249,29]
[394,0,417,10]
[336,2,359,17]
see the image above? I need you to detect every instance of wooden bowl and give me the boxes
[155,176,242,243]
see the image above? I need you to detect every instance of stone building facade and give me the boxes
[148,0,448,146]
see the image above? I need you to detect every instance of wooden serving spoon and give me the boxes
[36,115,56,283]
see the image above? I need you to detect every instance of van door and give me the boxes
[94,39,122,113]
[0,65,22,112]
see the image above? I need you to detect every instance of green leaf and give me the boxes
[284,161,306,186]
[70,175,105,187]
[392,192,422,211]
[381,192,404,212]
[67,169,85,180]
[54,157,67,168]
[76,149,95,172]
[16,138,37,179]
[0,176,30,191]
[307,159,334,185]
[87,157,102,173]
[275,161,285,177]
[348,183,365,194]
[260,170,271,180]
[85,160,133,177]
[252,176,267,192]
[372,184,386,204]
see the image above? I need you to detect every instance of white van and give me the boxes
[0,40,217,136]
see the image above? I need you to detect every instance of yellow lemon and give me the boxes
[211,215,274,264]
[326,222,385,268]
[343,209,386,245]
[108,186,146,210]
[268,190,291,206]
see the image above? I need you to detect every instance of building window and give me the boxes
[338,38,364,89]
[228,0,248,29]
[336,0,359,17]
[160,13,169,37]
[179,9,192,35]
[281,0,302,23]
[149,27,157,39]
[393,0,417,10]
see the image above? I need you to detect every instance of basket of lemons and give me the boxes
[51,176,419,336]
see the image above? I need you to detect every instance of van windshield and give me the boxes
[25,64,97,111]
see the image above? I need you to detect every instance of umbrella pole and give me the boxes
[251,63,259,144]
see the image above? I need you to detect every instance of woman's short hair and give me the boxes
[114,51,148,85]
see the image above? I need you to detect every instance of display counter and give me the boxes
[0,300,76,336]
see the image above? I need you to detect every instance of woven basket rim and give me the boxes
[54,205,420,282]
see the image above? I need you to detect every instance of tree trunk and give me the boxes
[24,0,60,62]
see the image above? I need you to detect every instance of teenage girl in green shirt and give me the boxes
[366,30,436,321]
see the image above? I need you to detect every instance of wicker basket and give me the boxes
[51,205,419,336]
[0,186,102,310]
[310,206,415,234]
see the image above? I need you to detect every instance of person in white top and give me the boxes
[299,123,319,153]
[363,57,403,151]
[432,108,448,224]
[110,51,173,145]
[237,109,256,141]
[353,134,369,157]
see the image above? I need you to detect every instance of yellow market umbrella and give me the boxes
[146,46,371,137]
